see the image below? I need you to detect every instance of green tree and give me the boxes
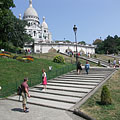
[0,0,33,51]
[65,40,71,43]
[93,39,102,45]
[78,41,86,45]
[95,35,120,54]
[0,0,15,49]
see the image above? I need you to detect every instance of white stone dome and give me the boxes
[42,17,48,29]
[24,7,38,17]
[23,0,39,22]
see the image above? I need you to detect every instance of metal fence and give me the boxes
[0,64,76,98]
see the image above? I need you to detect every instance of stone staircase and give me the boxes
[8,68,116,111]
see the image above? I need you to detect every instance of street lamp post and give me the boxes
[73,25,78,66]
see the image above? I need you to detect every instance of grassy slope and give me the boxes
[0,55,72,97]
[33,52,96,66]
[96,54,119,64]
[0,57,68,84]
[80,69,120,120]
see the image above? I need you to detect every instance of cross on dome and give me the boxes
[29,0,32,7]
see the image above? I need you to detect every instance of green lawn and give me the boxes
[0,55,74,98]
[80,69,120,120]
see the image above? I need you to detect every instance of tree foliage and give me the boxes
[95,35,120,54]
[0,0,33,51]
[78,41,86,45]
[93,39,102,45]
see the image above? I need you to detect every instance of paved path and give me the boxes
[0,100,85,120]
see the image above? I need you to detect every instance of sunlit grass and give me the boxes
[80,70,120,120]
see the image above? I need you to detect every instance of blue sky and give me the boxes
[11,0,120,44]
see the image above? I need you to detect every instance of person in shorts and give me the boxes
[21,78,30,113]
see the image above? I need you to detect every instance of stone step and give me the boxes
[64,73,110,76]
[47,83,96,89]
[58,75,106,78]
[29,91,80,104]
[30,88,86,98]
[8,96,74,110]
[48,80,101,86]
[49,80,99,86]
[34,85,92,93]
[50,78,102,83]
[54,77,103,80]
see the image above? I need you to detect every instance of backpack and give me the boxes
[17,86,22,95]
[85,64,89,69]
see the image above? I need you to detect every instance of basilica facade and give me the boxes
[20,0,95,54]
[21,0,52,44]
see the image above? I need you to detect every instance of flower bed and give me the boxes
[22,56,34,58]
[0,53,11,58]
[2,51,11,55]
[0,52,34,63]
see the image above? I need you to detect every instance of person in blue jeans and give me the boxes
[85,61,90,74]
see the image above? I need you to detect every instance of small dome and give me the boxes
[23,0,39,21]
[42,17,48,29]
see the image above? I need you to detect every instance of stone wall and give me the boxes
[34,43,95,54]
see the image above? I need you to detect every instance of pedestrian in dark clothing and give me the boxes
[85,61,90,74]
[77,62,82,74]
[21,78,30,113]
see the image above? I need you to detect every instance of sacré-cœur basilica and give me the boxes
[19,0,95,54]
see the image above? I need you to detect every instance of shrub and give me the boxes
[53,55,65,63]
[8,55,14,59]
[16,56,24,62]
[94,54,97,58]
[13,56,18,59]
[101,85,112,105]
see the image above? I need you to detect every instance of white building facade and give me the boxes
[22,0,95,54]
[23,0,52,44]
